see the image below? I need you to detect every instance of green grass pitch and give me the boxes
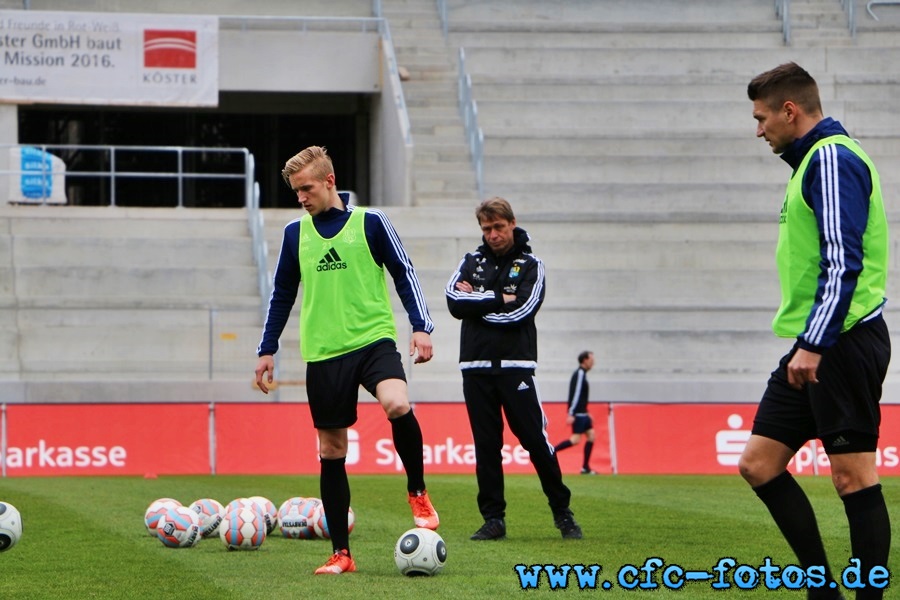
[0,474,896,598]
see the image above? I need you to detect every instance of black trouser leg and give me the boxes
[499,373,571,514]
[463,373,506,520]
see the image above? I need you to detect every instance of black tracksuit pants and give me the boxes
[462,370,572,521]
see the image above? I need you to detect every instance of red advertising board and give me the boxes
[4,403,209,476]
[5,402,894,477]
[212,402,611,476]
[611,403,900,475]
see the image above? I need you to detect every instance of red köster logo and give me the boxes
[143,30,197,69]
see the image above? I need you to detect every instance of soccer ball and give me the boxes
[220,502,266,550]
[249,495,278,535]
[312,504,355,539]
[189,498,225,538]
[277,497,319,540]
[394,528,447,576]
[144,498,181,537]
[0,501,23,552]
[156,506,201,548]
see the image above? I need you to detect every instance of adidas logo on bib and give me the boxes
[317,247,347,272]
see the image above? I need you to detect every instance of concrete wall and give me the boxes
[219,29,380,94]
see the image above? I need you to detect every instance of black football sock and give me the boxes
[555,440,573,452]
[842,484,891,600]
[389,408,426,493]
[319,456,351,555]
[583,441,594,470]
[753,471,839,598]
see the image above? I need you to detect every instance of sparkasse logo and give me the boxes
[143,29,197,69]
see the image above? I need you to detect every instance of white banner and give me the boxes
[0,10,218,106]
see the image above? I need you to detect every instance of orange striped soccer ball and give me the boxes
[156,506,201,548]
[220,501,266,550]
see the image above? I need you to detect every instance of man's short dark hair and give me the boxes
[747,62,822,115]
[578,351,592,364]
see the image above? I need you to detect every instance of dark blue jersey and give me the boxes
[566,367,589,416]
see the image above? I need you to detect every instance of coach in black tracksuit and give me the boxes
[445,197,582,541]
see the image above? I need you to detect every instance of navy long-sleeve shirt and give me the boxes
[780,117,880,351]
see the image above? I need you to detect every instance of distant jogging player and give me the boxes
[255,146,438,575]
[739,63,891,600]
[554,350,597,475]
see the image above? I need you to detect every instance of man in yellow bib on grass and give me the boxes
[255,146,439,575]
[739,63,891,600]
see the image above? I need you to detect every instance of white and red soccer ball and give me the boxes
[249,496,278,535]
[277,496,320,540]
[313,503,355,539]
[189,498,225,538]
[220,499,267,550]
[144,498,181,537]
[156,505,201,548]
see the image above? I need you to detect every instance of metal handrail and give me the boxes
[378,18,413,146]
[1,143,251,208]
[457,48,484,200]
[865,0,900,20]
[2,143,271,318]
[437,0,448,39]
[775,0,792,45]
[842,0,857,38]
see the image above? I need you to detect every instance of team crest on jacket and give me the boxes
[509,265,520,279]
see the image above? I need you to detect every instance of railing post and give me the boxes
[208,402,216,475]
[110,146,117,207]
[1,403,6,478]
[177,147,184,208]
[208,307,215,381]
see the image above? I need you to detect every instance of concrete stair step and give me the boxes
[413,178,477,194]
[3,206,249,238]
[462,47,900,79]
[483,155,785,185]
[15,265,259,299]
[12,236,253,267]
[450,29,784,49]
[445,0,774,24]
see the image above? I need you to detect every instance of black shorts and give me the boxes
[305,339,406,429]
[572,414,593,434]
[752,315,890,454]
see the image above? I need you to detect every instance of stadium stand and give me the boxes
[1,0,899,408]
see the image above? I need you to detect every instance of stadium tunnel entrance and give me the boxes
[17,91,370,209]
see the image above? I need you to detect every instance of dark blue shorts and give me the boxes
[305,339,406,429]
[572,414,593,434]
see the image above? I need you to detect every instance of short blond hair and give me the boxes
[281,146,334,186]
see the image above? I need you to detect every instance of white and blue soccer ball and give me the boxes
[277,497,319,540]
[220,501,266,550]
[312,504,355,539]
[0,501,23,552]
[189,498,225,538]
[156,505,201,548]
[144,498,181,537]
[394,527,447,576]
[248,496,278,535]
